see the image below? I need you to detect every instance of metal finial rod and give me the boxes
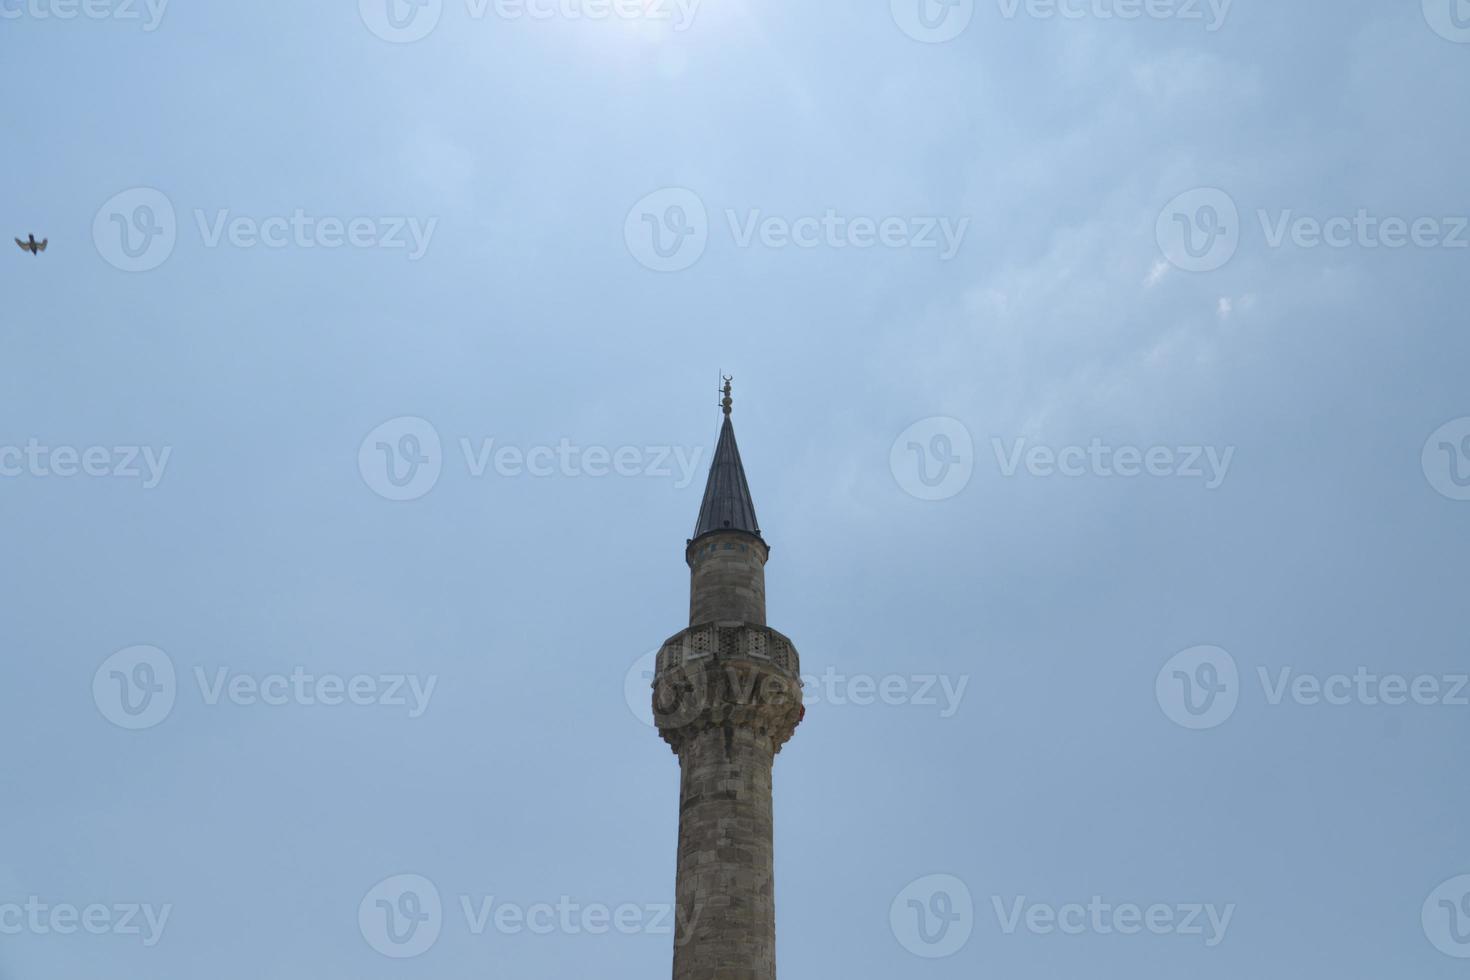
[721,375,733,416]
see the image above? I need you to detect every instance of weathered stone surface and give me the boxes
[654,400,801,980]
[670,724,776,980]
[655,624,802,980]
[687,531,768,627]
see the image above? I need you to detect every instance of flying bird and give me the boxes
[15,235,46,255]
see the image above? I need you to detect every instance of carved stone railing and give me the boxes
[655,622,801,678]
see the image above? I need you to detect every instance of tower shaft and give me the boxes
[674,720,777,978]
[656,613,802,980]
[653,384,802,980]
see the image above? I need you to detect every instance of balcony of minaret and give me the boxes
[652,621,804,756]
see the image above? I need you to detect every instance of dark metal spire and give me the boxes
[693,377,761,541]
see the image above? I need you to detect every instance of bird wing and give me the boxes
[14,238,24,251]
[37,240,46,251]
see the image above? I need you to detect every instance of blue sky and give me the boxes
[3,0,1469,977]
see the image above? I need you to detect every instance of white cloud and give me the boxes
[1145,259,1170,288]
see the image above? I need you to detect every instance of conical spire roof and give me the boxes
[693,380,761,541]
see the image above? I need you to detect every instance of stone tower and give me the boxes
[653,380,804,980]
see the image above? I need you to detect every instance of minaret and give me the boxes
[653,379,804,980]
